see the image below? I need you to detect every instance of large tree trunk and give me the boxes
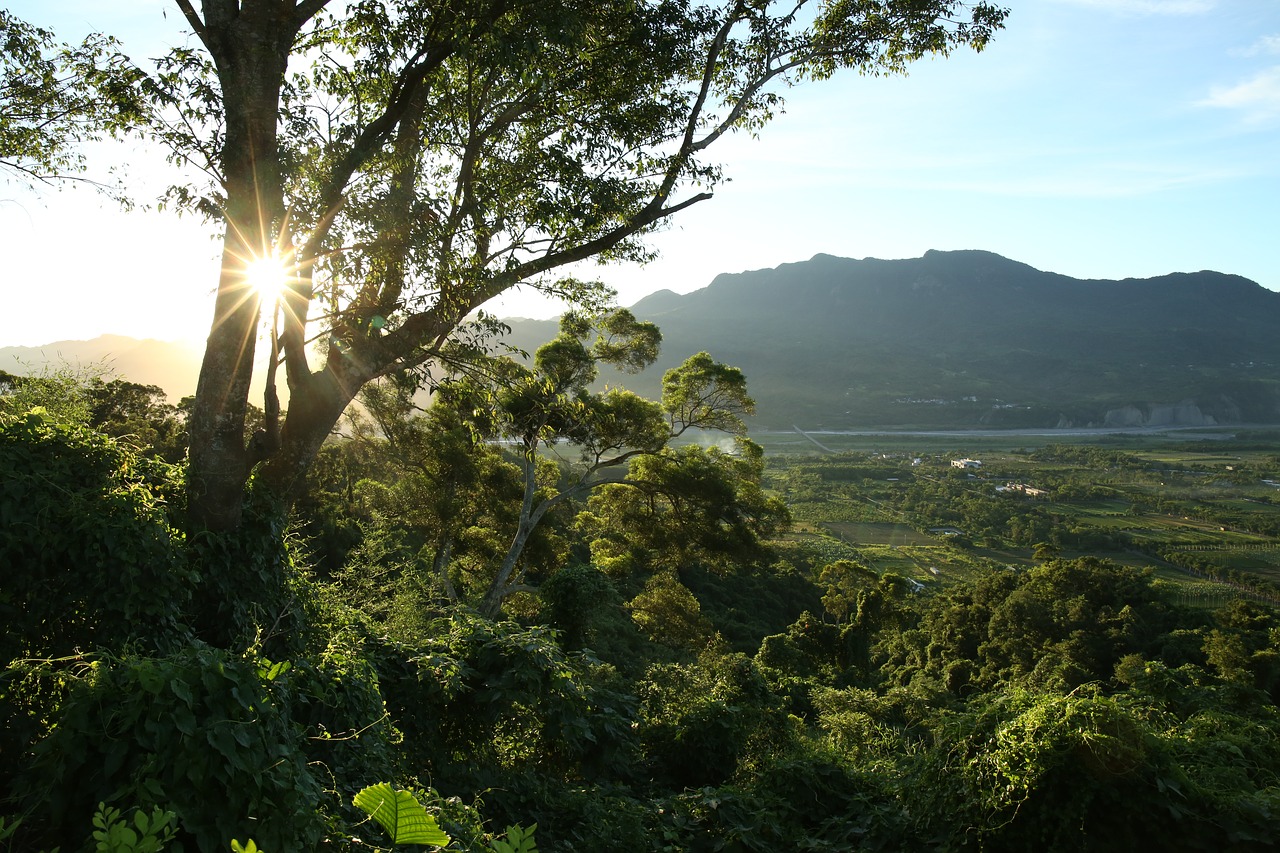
[185,5,293,532]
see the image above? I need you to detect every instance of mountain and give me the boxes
[508,250,1280,429]
[7,251,1279,429]
[0,336,204,402]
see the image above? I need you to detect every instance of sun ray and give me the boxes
[245,254,291,302]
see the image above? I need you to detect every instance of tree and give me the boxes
[362,308,759,616]
[452,309,666,615]
[578,436,790,579]
[143,0,1006,531]
[1032,540,1060,562]
[343,375,546,607]
[0,11,151,190]
[816,558,880,623]
[84,378,186,461]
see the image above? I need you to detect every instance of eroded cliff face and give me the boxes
[1100,400,1231,428]
[1047,399,1246,430]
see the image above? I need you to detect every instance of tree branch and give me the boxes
[172,0,209,47]
[293,0,332,27]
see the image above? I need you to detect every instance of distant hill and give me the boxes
[506,250,1280,429]
[8,251,1280,429]
[0,336,204,402]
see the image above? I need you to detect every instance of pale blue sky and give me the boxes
[1,0,1277,346]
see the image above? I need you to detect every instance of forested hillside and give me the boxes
[505,250,1280,429]
[5,364,1280,851]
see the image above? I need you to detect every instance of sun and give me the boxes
[244,255,291,302]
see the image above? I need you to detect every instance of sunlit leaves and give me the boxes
[582,389,668,459]
[810,1,1009,80]
[353,783,450,847]
[464,309,670,465]
[590,308,662,374]
[581,439,791,577]
[629,569,715,648]
[152,46,224,214]
[662,351,754,435]
[0,11,152,192]
[349,380,530,607]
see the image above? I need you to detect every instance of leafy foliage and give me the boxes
[580,438,790,578]
[84,379,187,462]
[906,685,1280,851]
[875,557,1183,694]
[353,783,450,847]
[371,610,638,794]
[488,823,539,853]
[638,648,787,789]
[21,646,326,852]
[12,344,1280,851]
[0,10,151,190]
[0,408,190,663]
[90,802,177,853]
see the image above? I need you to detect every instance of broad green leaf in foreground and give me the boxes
[353,783,450,847]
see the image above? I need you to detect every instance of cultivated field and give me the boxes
[764,428,1280,606]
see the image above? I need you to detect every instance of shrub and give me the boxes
[0,408,191,663]
[21,646,326,852]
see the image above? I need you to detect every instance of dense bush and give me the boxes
[0,408,191,662]
[20,647,326,851]
[905,686,1280,851]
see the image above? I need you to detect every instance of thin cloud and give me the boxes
[1200,66,1280,123]
[1051,0,1214,14]
[1231,35,1280,58]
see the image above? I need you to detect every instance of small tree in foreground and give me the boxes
[347,309,764,616]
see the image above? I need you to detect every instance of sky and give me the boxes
[1,0,1278,348]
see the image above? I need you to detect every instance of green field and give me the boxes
[766,431,1280,606]
[751,427,1276,457]
[818,521,938,546]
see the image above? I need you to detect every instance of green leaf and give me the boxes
[93,803,119,831]
[170,678,194,706]
[257,659,291,681]
[353,783,450,847]
[490,824,539,853]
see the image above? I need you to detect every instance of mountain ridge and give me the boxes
[0,335,204,401]
[5,250,1279,430]
[610,251,1280,428]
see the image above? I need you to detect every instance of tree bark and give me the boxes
[185,2,295,531]
[479,452,542,618]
